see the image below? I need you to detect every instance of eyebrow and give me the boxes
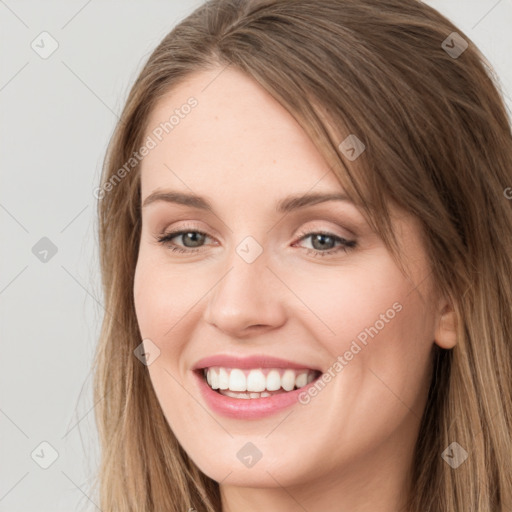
[142,190,352,213]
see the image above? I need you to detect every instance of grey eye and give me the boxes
[178,232,207,248]
[309,234,336,251]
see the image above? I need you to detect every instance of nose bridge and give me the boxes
[204,236,286,334]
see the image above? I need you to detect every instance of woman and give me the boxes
[92,0,512,510]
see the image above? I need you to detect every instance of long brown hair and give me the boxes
[92,1,512,510]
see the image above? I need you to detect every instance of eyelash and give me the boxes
[156,227,357,258]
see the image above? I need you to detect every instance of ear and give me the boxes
[434,302,458,349]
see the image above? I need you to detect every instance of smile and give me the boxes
[202,367,321,399]
[192,354,324,418]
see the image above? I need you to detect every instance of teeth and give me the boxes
[246,369,266,392]
[222,390,274,399]
[204,367,319,394]
[229,369,246,392]
[266,369,281,391]
[296,372,308,388]
[207,368,217,389]
[281,369,296,391]
[218,368,229,390]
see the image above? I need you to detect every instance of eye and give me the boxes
[294,230,357,257]
[156,229,212,254]
[156,228,357,257]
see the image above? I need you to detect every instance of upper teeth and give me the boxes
[204,367,317,392]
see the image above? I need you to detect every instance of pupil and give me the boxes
[184,232,205,247]
[312,234,334,250]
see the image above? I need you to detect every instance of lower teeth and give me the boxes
[218,388,289,399]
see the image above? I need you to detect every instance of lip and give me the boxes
[192,364,322,420]
[192,354,322,371]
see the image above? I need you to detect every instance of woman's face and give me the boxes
[133,67,445,494]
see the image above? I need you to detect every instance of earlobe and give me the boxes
[434,303,458,349]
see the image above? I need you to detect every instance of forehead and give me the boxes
[139,67,344,200]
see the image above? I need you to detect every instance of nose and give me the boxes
[203,245,287,337]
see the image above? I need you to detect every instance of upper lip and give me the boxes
[192,354,322,372]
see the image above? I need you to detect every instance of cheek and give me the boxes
[133,255,206,434]
[291,258,435,405]
[285,255,412,344]
[133,251,206,343]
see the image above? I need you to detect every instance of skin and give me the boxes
[133,66,457,512]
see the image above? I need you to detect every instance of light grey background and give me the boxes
[0,1,510,510]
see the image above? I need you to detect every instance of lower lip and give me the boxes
[193,370,320,420]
